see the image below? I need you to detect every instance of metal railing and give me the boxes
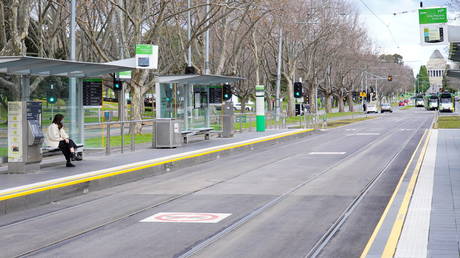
[84,119,155,155]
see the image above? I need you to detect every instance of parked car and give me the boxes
[380,103,393,113]
[366,103,378,113]
[399,101,405,107]
[233,103,253,112]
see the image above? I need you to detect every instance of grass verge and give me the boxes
[326,117,375,128]
[437,116,460,129]
[400,105,414,110]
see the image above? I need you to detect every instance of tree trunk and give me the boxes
[129,85,143,134]
[347,92,354,112]
[325,94,332,113]
[309,84,316,113]
[286,77,294,117]
[338,96,345,112]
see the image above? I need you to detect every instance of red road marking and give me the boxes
[154,213,219,222]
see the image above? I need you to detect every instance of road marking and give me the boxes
[140,212,231,223]
[345,133,380,136]
[360,129,430,258]
[355,133,380,136]
[309,152,346,155]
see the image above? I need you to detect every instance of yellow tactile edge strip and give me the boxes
[0,129,314,202]
[360,129,431,258]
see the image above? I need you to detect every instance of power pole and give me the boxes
[69,0,77,140]
[204,0,210,75]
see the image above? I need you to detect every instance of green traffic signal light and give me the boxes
[47,96,57,104]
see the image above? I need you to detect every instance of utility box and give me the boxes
[155,118,182,148]
[7,101,44,173]
[222,102,234,138]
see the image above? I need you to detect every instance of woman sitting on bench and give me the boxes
[45,114,81,167]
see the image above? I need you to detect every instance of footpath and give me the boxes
[362,128,460,258]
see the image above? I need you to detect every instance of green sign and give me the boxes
[419,8,448,24]
[255,85,264,91]
[136,44,153,55]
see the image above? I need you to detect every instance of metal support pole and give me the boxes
[105,124,111,155]
[69,0,77,139]
[20,75,30,101]
[187,0,192,67]
[204,0,210,75]
[275,27,283,125]
[120,83,125,153]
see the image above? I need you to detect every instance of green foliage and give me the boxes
[416,65,430,93]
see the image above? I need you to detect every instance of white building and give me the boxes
[426,50,447,93]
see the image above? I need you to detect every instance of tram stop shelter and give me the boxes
[155,74,243,132]
[0,56,135,145]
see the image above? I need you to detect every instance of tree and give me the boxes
[416,65,430,93]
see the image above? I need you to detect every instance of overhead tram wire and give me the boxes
[358,0,400,49]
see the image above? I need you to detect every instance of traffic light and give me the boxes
[46,84,57,104]
[223,83,232,101]
[47,94,57,104]
[294,82,302,98]
[113,78,122,91]
[165,86,172,102]
[387,75,393,82]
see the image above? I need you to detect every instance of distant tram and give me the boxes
[415,95,425,107]
[425,94,439,111]
[439,92,455,112]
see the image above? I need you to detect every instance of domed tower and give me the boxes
[426,50,447,93]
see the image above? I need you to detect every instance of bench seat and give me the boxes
[42,144,84,159]
[181,128,213,144]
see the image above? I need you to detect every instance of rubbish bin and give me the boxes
[155,118,182,148]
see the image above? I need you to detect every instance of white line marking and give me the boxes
[355,133,380,136]
[141,212,232,223]
[309,152,346,155]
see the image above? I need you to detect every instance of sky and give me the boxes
[351,0,457,75]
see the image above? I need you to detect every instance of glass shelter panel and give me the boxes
[159,83,211,131]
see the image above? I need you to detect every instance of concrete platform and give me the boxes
[0,128,315,215]
[362,129,460,258]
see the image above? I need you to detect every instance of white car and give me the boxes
[233,103,253,112]
[380,103,393,113]
[366,103,377,113]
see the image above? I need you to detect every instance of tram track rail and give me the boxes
[176,117,429,258]
[2,115,427,258]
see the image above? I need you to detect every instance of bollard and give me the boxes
[106,123,111,155]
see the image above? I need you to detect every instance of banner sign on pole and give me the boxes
[256,85,265,132]
[119,71,132,79]
[135,44,159,69]
[419,8,448,46]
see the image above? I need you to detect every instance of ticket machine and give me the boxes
[7,101,44,173]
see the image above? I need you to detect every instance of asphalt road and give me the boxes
[0,109,433,258]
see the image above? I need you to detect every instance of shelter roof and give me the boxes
[0,56,133,77]
[158,74,244,85]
